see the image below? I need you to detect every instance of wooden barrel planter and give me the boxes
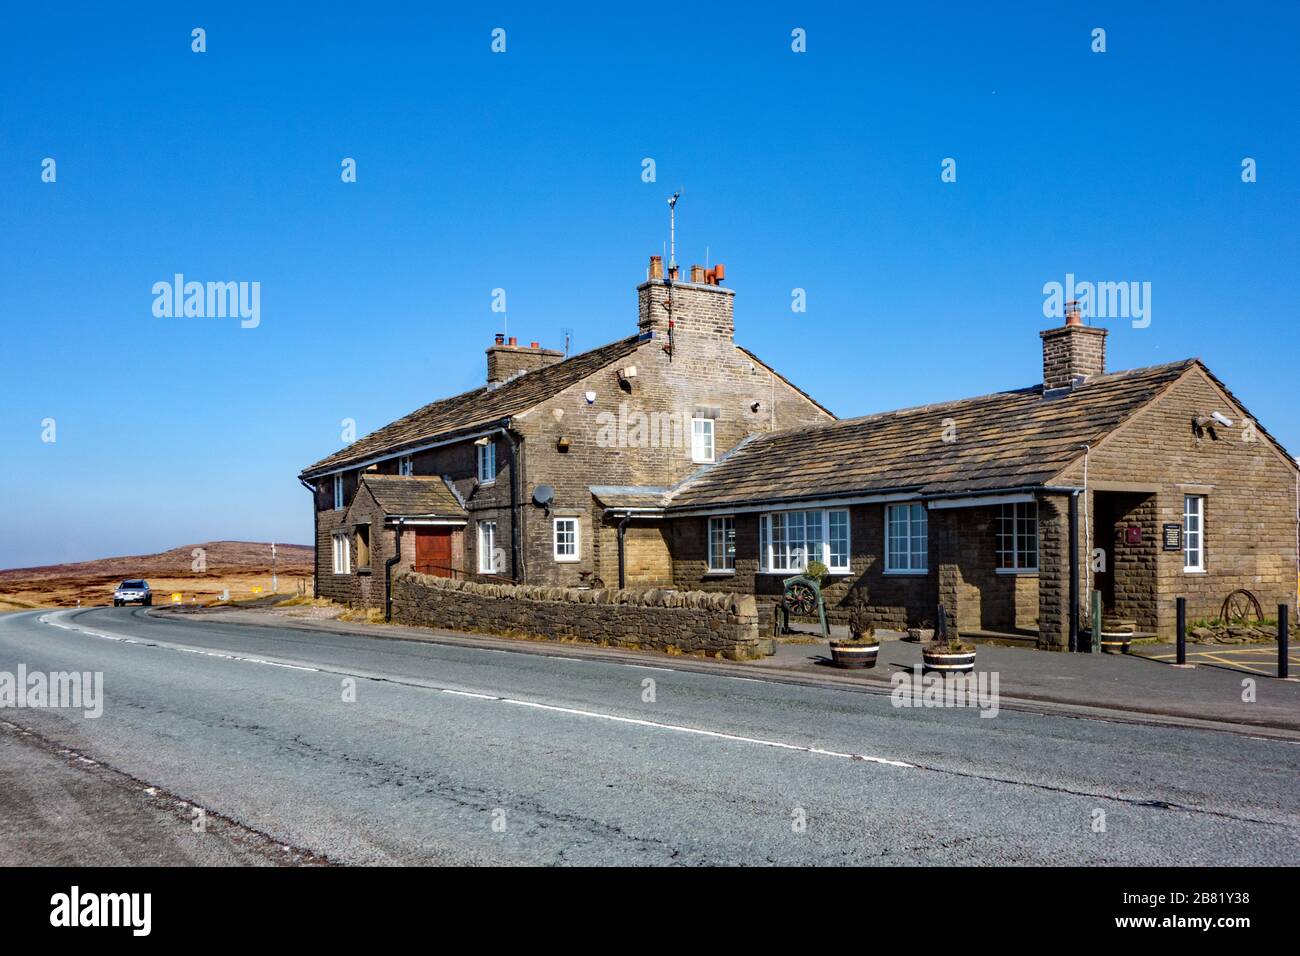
[1099,630,1133,654]
[921,644,977,673]
[829,641,880,669]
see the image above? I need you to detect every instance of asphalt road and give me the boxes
[1,606,1298,865]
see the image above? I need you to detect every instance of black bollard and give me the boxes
[1280,604,1290,680]
[1176,597,1186,666]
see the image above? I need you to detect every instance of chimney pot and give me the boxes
[1064,300,1083,327]
[690,264,706,283]
[508,336,517,346]
[530,341,539,349]
[494,332,505,345]
[648,255,664,280]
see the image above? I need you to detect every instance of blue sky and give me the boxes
[2,2,1296,568]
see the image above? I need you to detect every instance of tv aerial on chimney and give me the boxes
[667,189,681,276]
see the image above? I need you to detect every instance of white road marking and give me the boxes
[492,698,914,767]
[38,610,915,770]
[41,611,320,673]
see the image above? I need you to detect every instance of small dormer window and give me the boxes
[399,455,413,476]
[332,474,344,511]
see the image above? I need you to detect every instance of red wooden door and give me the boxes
[414,529,453,577]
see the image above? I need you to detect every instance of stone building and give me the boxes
[300,257,1298,648]
[298,255,834,614]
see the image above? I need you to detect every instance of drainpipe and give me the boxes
[299,476,320,598]
[616,513,633,589]
[503,424,523,583]
[384,517,405,622]
[1069,491,1080,652]
[1080,443,1092,604]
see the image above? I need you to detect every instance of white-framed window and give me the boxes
[398,455,414,476]
[996,502,1038,571]
[759,509,850,573]
[885,503,928,573]
[1183,495,1205,571]
[331,532,351,574]
[553,517,579,562]
[332,474,344,511]
[478,521,499,574]
[707,517,736,572]
[477,441,497,482]
[691,418,715,463]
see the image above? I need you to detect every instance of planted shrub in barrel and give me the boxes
[829,589,880,669]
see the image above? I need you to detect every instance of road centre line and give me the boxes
[37,610,916,771]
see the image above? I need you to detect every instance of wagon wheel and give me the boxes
[786,583,818,616]
[1219,589,1264,624]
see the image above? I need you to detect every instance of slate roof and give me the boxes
[301,334,647,478]
[666,359,1201,511]
[590,486,672,510]
[360,475,467,517]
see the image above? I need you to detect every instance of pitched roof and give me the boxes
[666,359,1199,510]
[360,475,467,517]
[301,334,647,478]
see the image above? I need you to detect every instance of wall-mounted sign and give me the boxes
[1162,524,1182,551]
[1125,526,1142,545]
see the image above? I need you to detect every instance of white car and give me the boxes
[113,580,152,607]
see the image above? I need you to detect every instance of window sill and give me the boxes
[704,569,736,576]
[757,570,851,576]
[882,570,928,577]
[1183,568,1208,574]
[477,479,497,488]
[357,568,372,576]
[995,568,1038,576]
[554,556,580,563]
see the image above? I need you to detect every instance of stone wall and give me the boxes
[391,571,764,660]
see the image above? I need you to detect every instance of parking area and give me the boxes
[1130,641,1298,676]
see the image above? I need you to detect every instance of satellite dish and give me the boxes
[532,485,555,507]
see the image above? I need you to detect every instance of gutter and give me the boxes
[665,483,1084,517]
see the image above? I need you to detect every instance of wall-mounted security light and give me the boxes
[1193,412,1235,429]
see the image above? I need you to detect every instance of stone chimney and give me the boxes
[1040,304,1107,390]
[637,255,734,342]
[486,334,564,385]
